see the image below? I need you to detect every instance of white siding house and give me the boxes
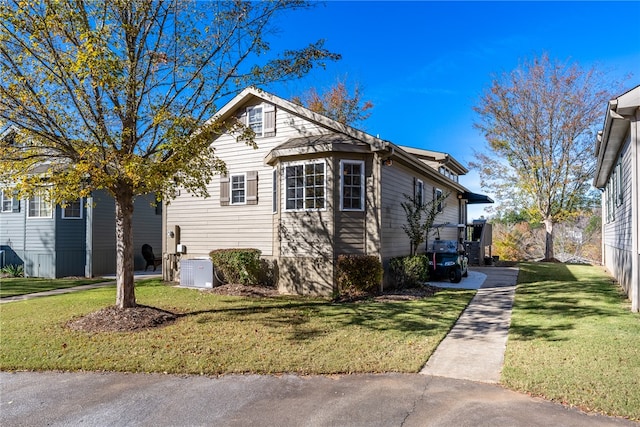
[594,85,640,312]
[163,87,491,295]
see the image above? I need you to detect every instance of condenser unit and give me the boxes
[180,258,214,288]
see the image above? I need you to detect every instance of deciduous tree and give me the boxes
[471,53,615,261]
[291,78,373,127]
[0,0,339,308]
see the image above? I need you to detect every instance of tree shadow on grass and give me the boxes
[175,289,473,344]
[509,263,626,341]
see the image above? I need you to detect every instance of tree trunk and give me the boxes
[543,218,555,261]
[114,185,136,309]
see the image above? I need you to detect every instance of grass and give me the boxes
[0,277,110,298]
[0,279,475,375]
[503,262,640,420]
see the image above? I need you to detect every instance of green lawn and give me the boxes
[0,277,110,298]
[503,262,640,420]
[0,279,475,375]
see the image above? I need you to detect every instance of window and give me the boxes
[272,169,278,213]
[615,162,623,207]
[231,174,246,204]
[415,179,424,206]
[247,105,263,136]
[285,161,325,210]
[28,194,52,218]
[435,188,443,213]
[61,199,82,219]
[1,190,12,212]
[341,160,364,211]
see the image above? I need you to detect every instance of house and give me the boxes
[0,188,161,278]
[0,126,163,278]
[162,87,491,295]
[593,84,640,312]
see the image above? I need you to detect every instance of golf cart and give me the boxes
[426,240,468,283]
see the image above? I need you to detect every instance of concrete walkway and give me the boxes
[421,267,520,383]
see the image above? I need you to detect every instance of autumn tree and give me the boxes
[0,0,340,308]
[472,53,615,261]
[291,78,373,127]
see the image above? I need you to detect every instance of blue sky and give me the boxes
[262,1,640,218]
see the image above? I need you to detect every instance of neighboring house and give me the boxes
[0,189,161,278]
[593,84,640,312]
[163,87,491,295]
[0,126,162,277]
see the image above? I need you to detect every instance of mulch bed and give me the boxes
[66,305,177,333]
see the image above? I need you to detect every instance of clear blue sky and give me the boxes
[261,1,640,218]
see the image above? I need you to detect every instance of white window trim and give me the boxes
[230,173,247,205]
[340,160,365,211]
[1,190,12,213]
[283,160,327,212]
[247,105,264,137]
[61,198,83,219]
[27,194,53,219]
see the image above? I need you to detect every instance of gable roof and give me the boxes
[209,86,389,152]
[594,85,640,188]
[209,87,485,197]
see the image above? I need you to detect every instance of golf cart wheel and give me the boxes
[449,267,462,283]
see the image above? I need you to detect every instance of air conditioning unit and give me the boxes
[180,258,214,288]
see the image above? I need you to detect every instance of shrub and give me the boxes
[336,255,383,296]
[389,255,429,288]
[0,264,24,278]
[209,249,262,285]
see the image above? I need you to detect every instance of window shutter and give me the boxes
[220,174,230,206]
[413,177,417,199]
[239,109,248,126]
[246,171,258,205]
[263,103,275,135]
[12,198,20,212]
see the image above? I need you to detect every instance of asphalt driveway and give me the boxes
[1,371,635,426]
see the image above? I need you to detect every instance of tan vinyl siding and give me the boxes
[380,162,462,260]
[165,103,329,259]
[380,163,415,259]
[336,211,365,254]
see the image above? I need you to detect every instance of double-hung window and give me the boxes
[340,160,364,211]
[285,161,325,210]
[1,190,12,212]
[28,194,52,218]
[62,199,82,219]
[247,106,263,136]
[231,174,246,204]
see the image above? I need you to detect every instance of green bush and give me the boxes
[389,255,429,288]
[209,249,262,286]
[0,264,24,278]
[336,255,383,296]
